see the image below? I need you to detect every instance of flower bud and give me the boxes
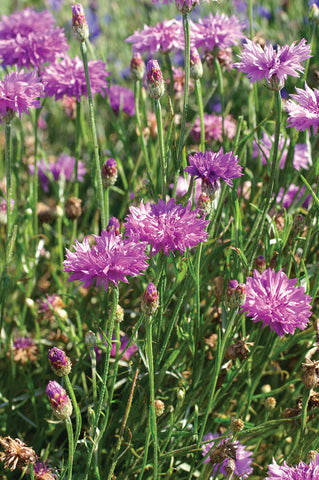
[225,281,246,309]
[146,60,165,99]
[308,450,318,462]
[85,330,97,349]
[175,0,197,13]
[196,192,211,218]
[110,304,124,323]
[190,47,203,80]
[130,52,145,81]
[254,255,266,273]
[106,216,120,235]
[154,399,165,417]
[48,347,72,377]
[65,196,82,220]
[102,158,117,188]
[310,3,319,24]
[231,418,244,433]
[46,381,73,420]
[141,283,159,316]
[264,396,276,411]
[72,3,89,41]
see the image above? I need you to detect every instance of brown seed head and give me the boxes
[65,196,82,220]
[0,436,36,471]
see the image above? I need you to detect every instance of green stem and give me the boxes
[5,122,12,251]
[134,80,151,172]
[64,375,82,454]
[177,12,190,166]
[29,463,35,480]
[213,57,225,147]
[154,99,166,198]
[65,416,74,480]
[80,40,106,230]
[299,387,311,458]
[32,109,41,238]
[145,318,158,480]
[194,79,205,152]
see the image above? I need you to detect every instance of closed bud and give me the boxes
[106,217,121,236]
[48,347,72,377]
[141,283,159,316]
[146,60,165,99]
[154,399,165,417]
[196,192,211,218]
[110,304,124,323]
[46,381,73,420]
[72,3,89,41]
[254,255,266,273]
[225,281,246,309]
[102,158,117,188]
[175,0,196,13]
[231,418,244,433]
[264,396,276,411]
[308,450,318,462]
[190,47,203,80]
[85,330,97,349]
[310,3,319,24]
[130,52,145,81]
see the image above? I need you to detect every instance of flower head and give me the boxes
[202,432,253,479]
[253,133,310,170]
[72,3,89,41]
[146,59,165,99]
[33,461,57,480]
[63,230,148,292]
[266,454,319,479]
[130,52,145,80]
[46,381,73,420]
[37,294,67,322]
[126,20,183,55]
[0,70,44,124]
[241,268,312,337]
[48,347,72,377]
[193,12,245,53]
[190,113,237,144]
[108,85,135,116]
[286,83,319,134]
[0,436,36,472]
[107,217,121,235]
[42,54,109,102]
[124,198,209,256]
[235,38,311,88]
[102,158,117,187]
[11,336,38,364]
[141,283,159,316]
[0,7,69,69]
[185,149,243,190]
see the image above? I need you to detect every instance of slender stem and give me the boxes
[29,463,35,480]
[64,374,82,454]
[194,79,205,152]
[80,40,106,230]
[65,416,74,480]
[213,57,225,147]
[299,387,311,458]
[32,108,41,237]
[134,80,151,172]
[5,122,12,247]
[145,317,158,480]
[177,12,190,167]
[154,99,166,198]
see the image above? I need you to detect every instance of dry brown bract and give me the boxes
[0,436,36,471]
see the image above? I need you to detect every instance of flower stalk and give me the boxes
[177,12,190,167]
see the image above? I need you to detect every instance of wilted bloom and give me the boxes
[29,154,86,192]
[193,12,245,53]
[142,283,159,316]
[102,158,117,187]
[33,461,57,480]
[108,85,135,116]
[0,436,36,471]
[63,230,148,292]
[125,20,183,55]
[130,52,145,80]
[42,55,109,102]
[286,83,319,134]
[46,381,72,420]
[190,47,203,80]
[146,59,165,99]
[185,149,243,193]
[72,3,89,41]
[235,38,311,88]
[10,336,38,364]
[48,347,72,377]
[241,268,312,337]
[253,133,310,170]
[107,217,121,235]
[202,432,253,478]
[0,70,44,124]
[124,198,209,256]
[0,7,69,69]
[190,113,237,144]
[266,454,319,479]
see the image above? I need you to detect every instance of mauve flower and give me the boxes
[0,70,44,123]
[185,149,242,188]
[241,268,312,337]
[124,198,209,257]
[42,54,109,102]
[46,381,72,420]
[190,113,237,143]
[202,432,253,479]
[108,85,135,116]
[286,83,319,134]
[29,154,86,192]
[266,454,319,479]
[235,38,311,87]
[193,12,245,53]
[125,19,183,55]
[0,7,69,69]
[276,185,311,209]
[48,347,72,377]
[33,461,57,480]
[63,230,148,292]
[253,133,310,170]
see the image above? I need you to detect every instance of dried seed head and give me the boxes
[302,358,319,390]
[209,439,237,464]
[0,436,36,471]
[65,197,82,220]
[225,338,253,362]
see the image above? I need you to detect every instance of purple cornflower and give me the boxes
[286,83,319,134]
[124,198,209,257]
[235,38,311,88]
[276,185,311,209]
[125,20,183,55]
[0,70,44,124]
[42,54,109,102]
[29,154,86,192]
[253,133,310,170]
[106,217,121,235]
[193,12,245,53]
[190,113,237,144]
[48,347,72,377]
[202,432,253,479]
[95,332,138,363]
[266,454,319,479]
[241,268,312,337]
[108,85,135,116]
[33,461,57,480]
[63,230,148,292]
[72,3,89,42]
[0,7,69,69]
[46,381,72,420]
[185,149,243,190]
